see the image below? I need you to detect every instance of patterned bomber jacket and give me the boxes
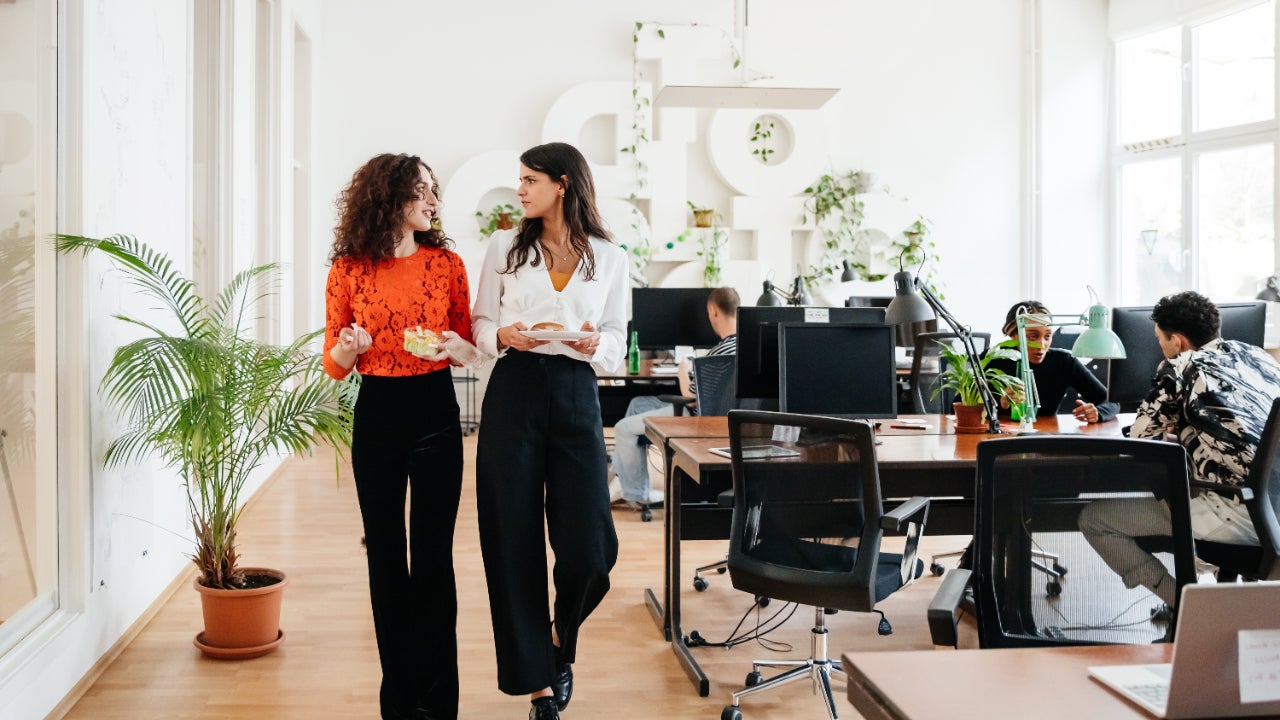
[1130,338,1280,487]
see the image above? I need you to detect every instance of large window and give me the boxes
[0,0,57,655]
[1115,0,1277,304]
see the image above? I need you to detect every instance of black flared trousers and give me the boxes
[476,351,619,696]
[351,370,463,720]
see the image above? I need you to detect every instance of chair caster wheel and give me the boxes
[1053,563,1068,576]
[1046,581,1062,597]
[693,576,709,592]
[640,507,652,522]
[722,706,743,720]
[716,566,727,574]
[930,562,945,576]
[756,596,770,608]
[745,670,763,687]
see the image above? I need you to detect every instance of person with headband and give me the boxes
[986,299,1118,424]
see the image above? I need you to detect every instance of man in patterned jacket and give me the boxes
[1080,291,1280,606]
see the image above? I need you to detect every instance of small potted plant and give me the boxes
[687,201,718,228]
[931,341,1021,433]
[476,203,523,239]
[54,233,353,659]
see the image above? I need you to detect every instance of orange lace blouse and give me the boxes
[323,245,473,379]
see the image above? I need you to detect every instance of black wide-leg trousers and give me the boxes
[351,370,463,720]
[476,351,619,696]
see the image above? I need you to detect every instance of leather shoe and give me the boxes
[529,696,560,720]
[551,662,573,711]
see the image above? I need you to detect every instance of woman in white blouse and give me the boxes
[471,142,625,720]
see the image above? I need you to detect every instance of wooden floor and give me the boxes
[61,437,972,719]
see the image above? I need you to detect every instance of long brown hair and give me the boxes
[502,142,612,280]
[330,153,450,265]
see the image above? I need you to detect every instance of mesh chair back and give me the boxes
[725,410,925,613]
[910,331,992,413]
[1247,397,1280,579]
[692,354,737,417]
[971,435,1196,648]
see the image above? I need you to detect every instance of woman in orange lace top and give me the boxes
[323,153,471,720]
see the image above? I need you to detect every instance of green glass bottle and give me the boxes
[627,331,640,375]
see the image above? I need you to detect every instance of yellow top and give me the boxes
[549,271,572,292]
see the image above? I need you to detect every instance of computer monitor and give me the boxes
[1107,301,1267,407]
[628,287,720,350]
[736,306,887,399]
[778,322,898,419]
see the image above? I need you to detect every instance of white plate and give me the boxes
[519,330,592,341]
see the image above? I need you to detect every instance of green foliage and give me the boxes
[475,203,523,239]
[750,120,775,164]
[801,169,877,285]
[885,215,943,299]
[53,233,352,589]
[930,341,1022,407]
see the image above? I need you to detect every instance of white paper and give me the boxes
[772,425,801,443]
[673,345,695,365]
[803,307,830,323]
[1239,629,1280,703]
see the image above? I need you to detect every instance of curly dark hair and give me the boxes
[502,142,613,281]
[1001,300,1050,337]
[1151,291,1220,348]
[330,153,450,265]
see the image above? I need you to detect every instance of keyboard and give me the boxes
[1123,682,1169,710]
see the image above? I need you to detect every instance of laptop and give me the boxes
[1088,582,1280,718]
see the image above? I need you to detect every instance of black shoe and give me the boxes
[551,662,573,711]
[529,696,560,720]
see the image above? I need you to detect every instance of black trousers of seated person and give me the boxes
[352,370,463,720]
[476,351,619,696]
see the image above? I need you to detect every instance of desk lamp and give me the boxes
[885,251,1004,433]
[1013,290,1126,433]
[756,272,813,306]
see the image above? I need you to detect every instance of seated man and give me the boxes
[608,286,739,507]
[1079,291,1280,604]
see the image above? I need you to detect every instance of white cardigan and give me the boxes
[472,229,628,374]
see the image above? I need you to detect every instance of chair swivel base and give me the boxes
[721,607,846,720]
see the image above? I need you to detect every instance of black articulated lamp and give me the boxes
[885,251,1004,434]
[1257,275,1280,302]
[756,271,813,306]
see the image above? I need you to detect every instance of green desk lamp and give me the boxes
[1014,289,1126,433]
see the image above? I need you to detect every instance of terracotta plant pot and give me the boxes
[192,567,288,660]
[496,212,514,231]
[953,402,987,434]
[693,209,715,228]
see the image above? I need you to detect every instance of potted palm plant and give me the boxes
[931,341,1021,433]
[54,233,353,659]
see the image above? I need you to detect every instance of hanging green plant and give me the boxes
[800,169,878,286]
[750,119,775,164]
[883,215,943,299]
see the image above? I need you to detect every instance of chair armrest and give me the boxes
[1190,480,1254,503]
[656,394,694,415]
[881,496,930,532]
[927,568,972,648]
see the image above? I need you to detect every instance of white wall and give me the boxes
[311,0,1096,345]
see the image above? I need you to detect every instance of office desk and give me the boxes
[649,413,1131,696]
[596,359,680,425]
[843,644,1172,720]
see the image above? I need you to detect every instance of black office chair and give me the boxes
[719,410,929,720]
[1138,396,1280,583]
[909,331,991,414]
[928,435,1197,649]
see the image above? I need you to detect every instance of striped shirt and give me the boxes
[1131,339,1280,487]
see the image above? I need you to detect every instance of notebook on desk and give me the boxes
[708,444,800,460]
[1088,582,1280,718]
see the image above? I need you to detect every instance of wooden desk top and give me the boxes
[843,644,1172,720]
[596,358,681,381]
[662,414,1133,472]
